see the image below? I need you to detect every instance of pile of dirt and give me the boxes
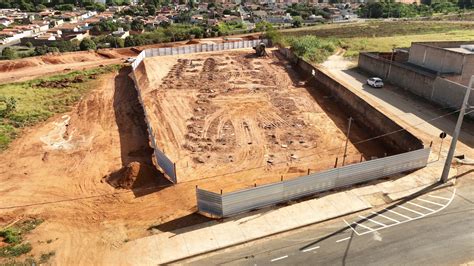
[36,76,87,88]
[186,40,200,45]
[104,162,158,189]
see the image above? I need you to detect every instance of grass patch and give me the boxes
[285,35,338,63]
[271,21,474,63]
[0,218,44,259]
[0,244,32,258]
[0,65,121,151]
[282,20,474,38]
[341,29,474,59]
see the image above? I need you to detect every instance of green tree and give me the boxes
[79,38,96,50]
[36,4,47,11]
[146,4,156,15]
[255,21,273,32]
[55,4,74,11]
[25,42,33,48]
[2,47,16,59]
[131,19,144,31]
[292,16,303,28]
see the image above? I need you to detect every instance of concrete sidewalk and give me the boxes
[106,156,454,265]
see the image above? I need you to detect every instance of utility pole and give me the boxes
[342,117,353,166]
[440,75,473,183]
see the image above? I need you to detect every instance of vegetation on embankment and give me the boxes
[0,218,57,264]
[269,21,474,63]
[0,218,43,258]
[0,65,121,150]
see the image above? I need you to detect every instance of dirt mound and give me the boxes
[0,59,37,72]
[186,39,200,44]
[37,75,87,88]
[104,162,158,189]
[0,51,109,73]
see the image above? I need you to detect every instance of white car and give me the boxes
[367,77,384,88]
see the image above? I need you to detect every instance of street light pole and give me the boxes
[440,75,474,183]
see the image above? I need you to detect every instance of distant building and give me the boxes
[407,42,474,86]
[112,27,129,39]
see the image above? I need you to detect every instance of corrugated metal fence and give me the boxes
[132,39,268,71]
[130,73,177,183]
[197,148,431,217]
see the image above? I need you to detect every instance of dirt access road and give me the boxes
[0,49,135,84]
[135,49,388,188]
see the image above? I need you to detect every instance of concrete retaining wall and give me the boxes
[359,52,474,119]
[280,48,424,154]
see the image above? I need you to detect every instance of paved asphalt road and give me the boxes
[188,181,474,265]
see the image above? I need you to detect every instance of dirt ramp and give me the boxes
[104,162,160,189]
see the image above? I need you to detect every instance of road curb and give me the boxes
[173,180,457,264]
[167,207,371,264]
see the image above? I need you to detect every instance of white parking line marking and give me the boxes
[348,189,456,236]
[271,255,288,262]
[343,219,361,236]
[428,194,450,201]
[352,221,377,232]
[398,205,424,216]
[408,201,435,212]
[371,211,400,223]
[336,237,351,243]
[358,215,387,227]
[418,198,445,207]
[302,246,320,253]
[387,209,412,220]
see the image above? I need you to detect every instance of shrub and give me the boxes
[0,228,21,244]
[79,38,97,51]
[2,47,16,60]
[0,243,32,258]
[287,35,338,63]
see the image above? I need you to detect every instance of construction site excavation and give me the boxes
[134,48,389,191]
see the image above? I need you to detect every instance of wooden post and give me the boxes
[173,162,177,184]
[342,117,353,166]
[334,157,338,168]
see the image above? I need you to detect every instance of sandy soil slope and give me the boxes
[0,49,135,84]
[0,50,388,264]
[136,50,388,186]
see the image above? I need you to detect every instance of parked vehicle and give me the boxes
[367,77,384,88]
[125,57,136,63]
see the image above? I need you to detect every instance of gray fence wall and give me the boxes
[132,39,268,71]
[358,52,474,119]
[197,148,431,217]
[130,72,177,183]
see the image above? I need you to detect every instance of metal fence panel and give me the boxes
[154,148,177,183]
[222,183,284,216]
[196,148,431,217]
[196,188,223,216]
